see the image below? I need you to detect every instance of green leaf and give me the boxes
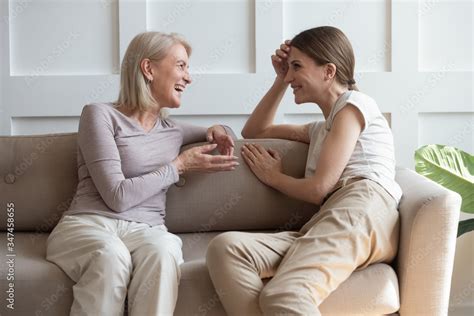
[415,144,474,213]
[458,219,474,238]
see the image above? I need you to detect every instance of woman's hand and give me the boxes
[207,125,235,156]
[173,143,239,174]
[272,40,291,79]
[241,143,282,186]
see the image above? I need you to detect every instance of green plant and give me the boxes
[415,144,474,237]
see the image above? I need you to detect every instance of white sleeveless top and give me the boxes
[305,90,402,203]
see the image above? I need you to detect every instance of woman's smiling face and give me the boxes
[284,46,328,105]
[149,44,192,109]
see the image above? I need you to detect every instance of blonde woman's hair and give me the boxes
[116,32,192,114]
[291,26,359,91]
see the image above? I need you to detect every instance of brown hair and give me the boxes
[291,26,358,91]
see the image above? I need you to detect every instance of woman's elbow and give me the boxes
[103,186,130,213]
[308,183,327,206]
[241,125,252,138]
[241,128,263,139]
[241,129,252,139]
[311,195,325,206]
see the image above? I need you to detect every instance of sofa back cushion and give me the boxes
[0,134,317,233]
[0,134,78,233]
[166,139,317,233]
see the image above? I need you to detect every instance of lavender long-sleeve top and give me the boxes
[64,103,209,226]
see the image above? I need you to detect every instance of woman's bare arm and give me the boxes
[243,104,365,205]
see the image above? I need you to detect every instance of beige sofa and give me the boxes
[0,133,461,315]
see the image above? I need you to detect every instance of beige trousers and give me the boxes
[206,178,400,316]
[46,214,183,316]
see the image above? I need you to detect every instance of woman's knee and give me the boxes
[260,282,319,315]
[259,284,277,312]
[206,232,242,265]
[92,240,132,270]
[260,285,295,315]
[62,239,132,282]
[134,241,183,267]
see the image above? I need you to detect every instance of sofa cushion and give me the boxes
[0,233,74,316]
[166,139,317,232]
[319,263,400,315]
[176,261,400,316]
[0,232,400,316]
[176,260,227,316]
[0,134,317,233]
[0,134,78,232]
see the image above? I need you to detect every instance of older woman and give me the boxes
[207,26,401,315]
[46,32,238,316]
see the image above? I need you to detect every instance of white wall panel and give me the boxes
[118,0,147,61]
[11,116,79,135]
[9,0,119,76]
[147,0,256,74]
[255,0,284,73]
[419,0,473,71]
[418,112,474,154]
[284,113,325,125]
[283,0,391,72]
[1,0,10,136]
[392,0,418,71]
[0,3,4,122]
[172,114,249,138]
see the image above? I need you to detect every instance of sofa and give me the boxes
[0,133,461,316]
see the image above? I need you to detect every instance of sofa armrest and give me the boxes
[395,168,461,316]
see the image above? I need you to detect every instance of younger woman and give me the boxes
[206,26,401,315]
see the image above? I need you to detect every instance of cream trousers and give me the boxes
[206,178,400,316]
[46,214,183,316]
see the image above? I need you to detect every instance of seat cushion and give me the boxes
[0,232,400,315]
[178,233,400,315]
[0,233,74,316]
[319,264,400,315]
[176,259,227,316]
